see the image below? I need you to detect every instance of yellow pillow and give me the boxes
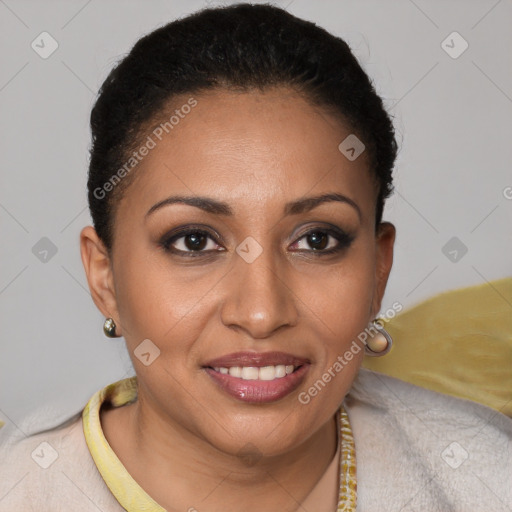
[363,277,512,417]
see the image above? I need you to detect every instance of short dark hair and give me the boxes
[88,2,397,251]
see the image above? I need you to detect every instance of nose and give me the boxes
[220,245,299,339]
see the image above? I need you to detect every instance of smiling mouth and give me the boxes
[203,351,310,403]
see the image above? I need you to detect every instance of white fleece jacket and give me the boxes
[0,368,511,511]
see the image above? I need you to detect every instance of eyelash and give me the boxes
[159,226,355,258]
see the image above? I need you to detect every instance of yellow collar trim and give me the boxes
[82,377,357,511]
[82,377,165,511]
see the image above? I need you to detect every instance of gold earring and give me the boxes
[364,319,393,356]
[103,317,118,338]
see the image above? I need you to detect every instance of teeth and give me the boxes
[229,366,242,378]
[259,366,277,381]
[215,365,297,381]
[275,365,286,378]
[241,367,259,380]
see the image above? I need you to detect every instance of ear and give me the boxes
[80,226,123,336]
[370,222,396,318]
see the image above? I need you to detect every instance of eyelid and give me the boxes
[292,222,354,242]
[161,225,223,244]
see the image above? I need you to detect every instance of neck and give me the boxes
[102,396,338,512]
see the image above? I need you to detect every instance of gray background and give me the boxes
[1,0,511,429]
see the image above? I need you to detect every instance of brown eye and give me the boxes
[305,231,329,250]
[181,232,209,251]
[160,229,223,255]
[289,227,354,254]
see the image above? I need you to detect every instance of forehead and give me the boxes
[119,87,376,222]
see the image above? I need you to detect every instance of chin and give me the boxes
[196,404,321,459]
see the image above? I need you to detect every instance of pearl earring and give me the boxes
[103,317,118,338]
[364,319,393,356]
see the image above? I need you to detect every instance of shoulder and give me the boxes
[344,368,512,511]
[0,410,122,511]
[349,367,512,439]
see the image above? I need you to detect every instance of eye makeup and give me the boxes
[157,222,355,259]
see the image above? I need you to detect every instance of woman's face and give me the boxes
[83,86,395,458]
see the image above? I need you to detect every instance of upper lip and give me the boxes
[204,351,310,368]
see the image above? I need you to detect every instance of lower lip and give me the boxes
[204,365,309,403]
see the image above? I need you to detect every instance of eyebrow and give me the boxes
[146,192,361,221]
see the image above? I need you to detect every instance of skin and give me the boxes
[80,86,395,511]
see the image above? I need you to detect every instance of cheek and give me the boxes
[289,256,373,432]
[115,264,207,347]
[311,245,375,331]
[302,249,375,396]
[112,245,229,378]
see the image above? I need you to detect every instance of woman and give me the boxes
[1,4,510,511]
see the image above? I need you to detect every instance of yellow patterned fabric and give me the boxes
[337,407,357,511]
[82,376,357,511]
[363,277,512,417]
